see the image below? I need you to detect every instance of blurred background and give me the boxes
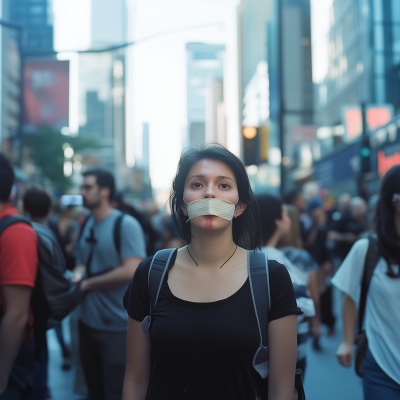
[0,0,398,206]
[1,1,399,399]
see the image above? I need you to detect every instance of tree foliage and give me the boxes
[24,126,100,193]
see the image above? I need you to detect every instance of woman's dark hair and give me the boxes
[0,153,15,203]
[23,188,52,219]
[256,193,283,246]
[169,145,260,250]
[374,165,400,278]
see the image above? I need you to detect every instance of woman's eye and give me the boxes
[192,183,202,188]
[220,184,230,189]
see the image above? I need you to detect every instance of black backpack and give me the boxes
[139,248,306,400]
[0,216,81,340]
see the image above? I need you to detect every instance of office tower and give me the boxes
[9,0,53,54]
[316,0,400,127]
[238,0,313,192]
[186,43,225,148]
[205,80,226,145]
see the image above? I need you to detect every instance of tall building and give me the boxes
[9,0,53,55]
[238,0,313,192]
[315,0,400,127]
[186,43,225,148]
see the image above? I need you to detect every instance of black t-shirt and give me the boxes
[123,251,301,400]
[331,213,366,260]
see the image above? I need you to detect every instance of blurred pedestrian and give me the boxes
[0,155,38,399]
[23,188,70,399]
[48,204,80,271]
[304,197,334,349]
[162,215,185,248]
[73,169,146,400]
[112,191,157,256]
[257,194,315,377]
[334,166,400,399]
[328,196,367,263]
[278,206,321,349]
[284,190,308,243]
[123,146,300,400]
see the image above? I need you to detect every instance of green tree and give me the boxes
[24,126,101,193]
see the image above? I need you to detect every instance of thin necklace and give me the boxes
[187,245,238,269]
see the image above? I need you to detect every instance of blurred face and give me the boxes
[351,201,367,221]
[180,159,247,232]
[294,194,305,212]
[276,205,291,237]
[311,207,326,225]
[80,175,106,210]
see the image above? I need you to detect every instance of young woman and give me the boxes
[122,146,301,400]
[333,165,400,399]
[256,194,316,376]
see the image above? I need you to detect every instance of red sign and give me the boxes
[292,126,317,144]
[24,59,69,131]
[378,150,400,177]
[366,107,392,131]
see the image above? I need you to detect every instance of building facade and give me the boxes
[315,0,400,127]
[186,43,225,148]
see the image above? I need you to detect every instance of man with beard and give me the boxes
[73,169,146,400]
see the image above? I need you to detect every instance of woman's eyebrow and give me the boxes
[217,175,234,182]
[187,174,234,182]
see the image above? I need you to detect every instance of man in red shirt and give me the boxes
[0,154,38,399]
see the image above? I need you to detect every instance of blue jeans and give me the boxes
[363,348,400,400]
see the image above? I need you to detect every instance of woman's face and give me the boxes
[181,159,247,231]
[276,205,291,237]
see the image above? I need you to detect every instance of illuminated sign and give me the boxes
[377,150,400,177]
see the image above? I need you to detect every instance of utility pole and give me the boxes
[278,0,285,197]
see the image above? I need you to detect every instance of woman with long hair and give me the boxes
[122,146,301,400]
[333,165,400,399]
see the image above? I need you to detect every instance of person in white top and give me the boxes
[333,165,400,400]
[256,193,316,378]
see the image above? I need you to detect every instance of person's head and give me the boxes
[111,190,124,210]
[283,190,305,212]
[350,196,367,222]
[0,153,15,204]
[257,193,291,246]
[81,168,115,210]
[337,193,351,213]
[23,188,52,220]
[277,205,303,249]
[307,197,326,225]
[170,145,260,249]
[374,165,400,277]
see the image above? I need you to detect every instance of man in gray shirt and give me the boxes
[73,168,146,400]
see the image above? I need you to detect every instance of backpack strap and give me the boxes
[113,213,125,257]
[0,215,32,236]
[141,248,176,337]
[248,250,270,379]
[357,236,380,334]
[77,214,92,242]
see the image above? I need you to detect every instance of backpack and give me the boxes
[354,236,381,377]
[140,249,306,400]
[0,216,81,340]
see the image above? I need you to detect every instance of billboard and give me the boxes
[23,59,69,132]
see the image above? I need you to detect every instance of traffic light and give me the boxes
[242,126,259,166]
[242,125,269,166]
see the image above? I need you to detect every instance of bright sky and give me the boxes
[53,0,331,192]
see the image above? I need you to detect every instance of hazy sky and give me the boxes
[54,0,332,192]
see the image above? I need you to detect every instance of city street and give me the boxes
[47,288,363,400]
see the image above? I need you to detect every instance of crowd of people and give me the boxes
[0,146,399,400]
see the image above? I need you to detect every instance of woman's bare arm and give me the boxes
[122,318,151,400]
[268,315,297,400]
[336,294,357,367]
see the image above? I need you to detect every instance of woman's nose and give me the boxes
[204,184,216,198]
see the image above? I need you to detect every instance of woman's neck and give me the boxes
[188,227,237,268]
